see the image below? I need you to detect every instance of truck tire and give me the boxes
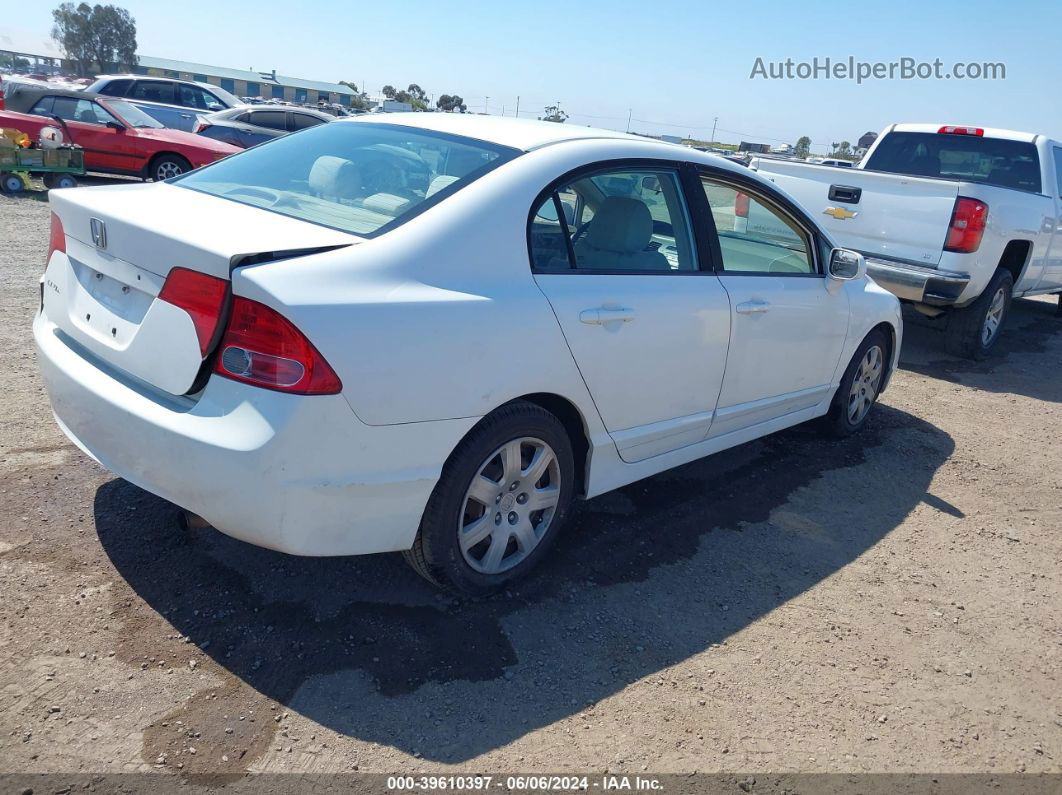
[944,268,1013,360]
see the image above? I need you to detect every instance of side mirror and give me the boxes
[106,120,126,131]
[641,175,661,192]
[207,103,223,112]
[828,248,866,281]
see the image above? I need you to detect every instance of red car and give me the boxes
[0,85,240,181]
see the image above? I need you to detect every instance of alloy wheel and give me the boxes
[982,287,1006,345]
[156,161,183,181]
[458,437,561,575]
[847,345,884,425]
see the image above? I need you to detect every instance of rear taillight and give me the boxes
[192,119,208,133]
[213,297,341,395]
[47,212,66,261]
[158,267,228,356]
[734,191,750,218]
[938,125,984,136]
[944,197,988,254]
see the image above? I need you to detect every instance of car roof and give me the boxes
[3,84,102,111]
[344,113,644,152]
[91,73,222,92]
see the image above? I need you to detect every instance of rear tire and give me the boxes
[43,173,78,189]
[944,268,1013,360]
[149,154,191,182]
[821,330,889,438]
[0,173,25,193]
[404,400,575,595]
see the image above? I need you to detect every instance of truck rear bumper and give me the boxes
[864,256,971,307]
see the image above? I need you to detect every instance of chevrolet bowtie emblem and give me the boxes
[824,206,858,220]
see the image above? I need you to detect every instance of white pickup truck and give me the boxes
[750,123,1062,358]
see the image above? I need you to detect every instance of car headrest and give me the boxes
[585,197,653,254]
[426,174,460,197]
[309,155,361,199]
[361,192,411,216]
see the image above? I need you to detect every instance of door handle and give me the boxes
[580,307,636,325]
[180,113,192,118]
[735,299,770,315]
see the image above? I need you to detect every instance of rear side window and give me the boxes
[129,80,174,104]
[529,167,697,273]
[177,122,518,237]
[250,111,287,130]
[865,132,1042,193]
[96,79,131,97]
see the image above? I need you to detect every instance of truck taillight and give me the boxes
[158,267,229,356]
[214,297,341,395]
[47,212,66,261]
[734,191,750,218]
[938,125,984,136]
[944,197,988,254]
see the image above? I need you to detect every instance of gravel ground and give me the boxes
[0,184,1059,778]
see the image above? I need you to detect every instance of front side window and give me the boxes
[1054,147,1062,198]
[530,167,696,273]
[291,113,326,130]
[49,97,118,126]
[29,96,55,116]
[176,83,219,110]
[700,179,815,275]
[177,122,518,238]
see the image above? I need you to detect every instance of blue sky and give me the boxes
[6,0,1059,151]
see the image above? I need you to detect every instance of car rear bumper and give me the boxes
[864,256,971,306]
[35,313,476,556]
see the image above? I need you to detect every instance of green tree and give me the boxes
[831,140,853,158]
[339,81,370,110]
[539,104,568,123]
[794,136,811,159]
[51,2,137,76]
[381,84,397,99]
[436,94,467,113]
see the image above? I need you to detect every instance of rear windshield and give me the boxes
[865,132,1041,193]
[176,122,519,237]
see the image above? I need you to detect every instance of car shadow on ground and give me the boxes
[95,403,952,765]
[898,297,1062,403]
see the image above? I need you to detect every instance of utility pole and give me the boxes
[515,95,520,118]
[711,116,718,144]
[485,96,489,115]
[626,108,632,133]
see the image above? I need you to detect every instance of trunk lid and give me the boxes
[43,183,355,395]
[752,158,960,266]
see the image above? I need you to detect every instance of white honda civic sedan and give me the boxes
[35,114,901,593]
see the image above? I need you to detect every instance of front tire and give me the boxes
[404,401,575,595]
[822,330,888,438]
[944,268,1013,360]
[149,154,191,182]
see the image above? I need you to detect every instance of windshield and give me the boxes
[865,132,1042,193]
[176,121,519,237]
[104,99,164,128]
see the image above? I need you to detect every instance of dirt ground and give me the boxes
[0,184,1059,780]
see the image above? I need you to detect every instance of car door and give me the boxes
[695,173,850,437]
[530,162,731,463]
[46,96,140,173]
[1038,146,1062,291]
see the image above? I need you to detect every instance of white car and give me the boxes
[35,114,902,593]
